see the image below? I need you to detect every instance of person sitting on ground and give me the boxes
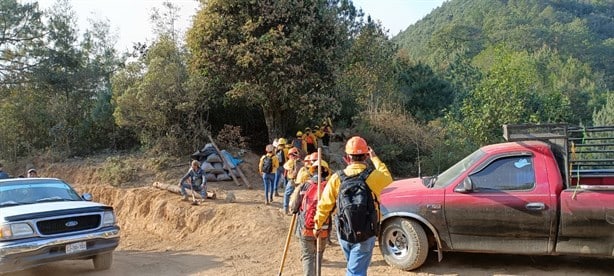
[27,168,38,178]
[0,163,9,179]
[178,160,207,202]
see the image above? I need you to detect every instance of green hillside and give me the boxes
[395,0,614,89]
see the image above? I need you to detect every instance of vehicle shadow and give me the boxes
[3,249,222,276]
[411,251,612,276]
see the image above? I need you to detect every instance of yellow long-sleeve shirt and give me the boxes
[283,158,301,179]
[295,166,311,185]
[283,147,289,161]
[313,157,393,230]
[258,153,279,174]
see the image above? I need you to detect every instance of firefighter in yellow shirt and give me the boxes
[274,138,289,197]
[313,136,393,275]
[292,131,307,156]
[295,153,315,185]
[302,128,318,154]
[281,147,301,215]
[258,144,279,205]
[322,121,333,147]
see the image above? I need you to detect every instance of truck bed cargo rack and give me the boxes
[503,124,614,188]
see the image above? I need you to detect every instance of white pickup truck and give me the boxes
[0,178,120,273]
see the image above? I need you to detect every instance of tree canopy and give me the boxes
[186,0,360,140]
[1,0,612,178]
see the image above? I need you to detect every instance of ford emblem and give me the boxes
[65,220,79,227]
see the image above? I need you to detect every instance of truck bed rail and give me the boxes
[503,124,614,187]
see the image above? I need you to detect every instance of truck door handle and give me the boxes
[525,202,545,211]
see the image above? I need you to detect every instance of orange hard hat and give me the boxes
[345,136,368,155]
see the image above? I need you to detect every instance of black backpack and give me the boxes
[276,149,286,165]
[262,155,273,174]
[336,167,378,243]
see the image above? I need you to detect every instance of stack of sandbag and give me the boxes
[192,144,241,182]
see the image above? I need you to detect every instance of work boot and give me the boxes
[274,191,281,197]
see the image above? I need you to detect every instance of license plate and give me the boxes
[66,241,87,254]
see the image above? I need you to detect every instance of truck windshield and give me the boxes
[0,180,82,207]
[431,149,486,188]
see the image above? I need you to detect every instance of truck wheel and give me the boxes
[93,252,113,270]
[379,218,428,271]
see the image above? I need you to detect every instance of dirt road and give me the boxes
[6,153,611,276]
[7,244,611,275]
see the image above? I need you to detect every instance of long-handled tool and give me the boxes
[316,148,322,276]
[277,213,297,276]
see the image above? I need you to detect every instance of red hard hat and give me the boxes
[345,136,368,155]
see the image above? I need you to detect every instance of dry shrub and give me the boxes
[354,109,444,177]
[149,135,190,156]
[36,148,69,164]
[142,154,178,171]
[97,156,137,187]
[215,125,249,151]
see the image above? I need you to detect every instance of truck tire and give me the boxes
[93,252,113,270]
[379,218,428,271]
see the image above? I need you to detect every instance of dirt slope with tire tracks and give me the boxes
[5,150,612,276]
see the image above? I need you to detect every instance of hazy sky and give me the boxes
[34,0,446,52]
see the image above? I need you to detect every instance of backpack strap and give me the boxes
[337,170,347,181]
[337,167,373,184]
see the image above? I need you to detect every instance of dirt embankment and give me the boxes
[6,150,613,276]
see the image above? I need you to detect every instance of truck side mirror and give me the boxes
[454,177,474,193]
[81,193,93,201]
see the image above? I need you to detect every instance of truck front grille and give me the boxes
[37,214,101,235]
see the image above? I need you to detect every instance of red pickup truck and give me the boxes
[379,124,614,271]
